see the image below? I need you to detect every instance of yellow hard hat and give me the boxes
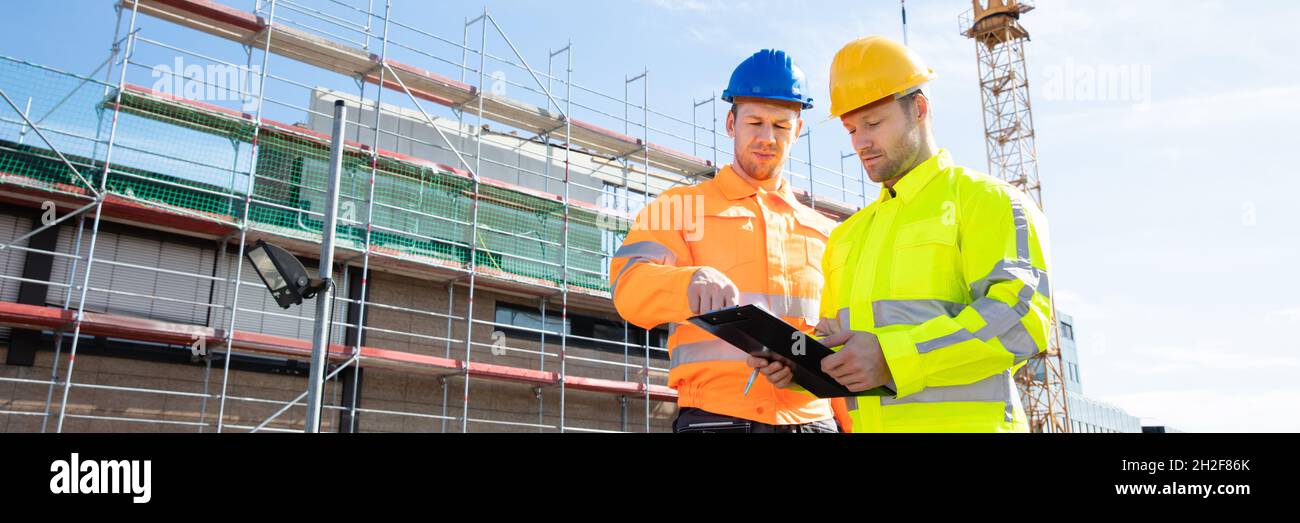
[827,36,937,119]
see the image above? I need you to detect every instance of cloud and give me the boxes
[1042,83,1300,130]
[1271,307,1300,324]
[1100,387,1300,432]
[1127,343,1300,375]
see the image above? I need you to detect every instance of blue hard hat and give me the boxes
[721,49,813,109]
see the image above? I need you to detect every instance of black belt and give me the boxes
[672,407,839,433]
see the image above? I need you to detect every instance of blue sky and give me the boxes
[4,0,1297,432]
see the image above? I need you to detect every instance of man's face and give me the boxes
[727,98,803,181]
[840,95,922,185]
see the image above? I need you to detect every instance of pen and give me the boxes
[743,348,770,396]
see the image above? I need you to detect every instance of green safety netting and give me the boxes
[0,55,626,293]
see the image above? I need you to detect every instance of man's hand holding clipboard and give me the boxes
[688,304,894,398]
[748,326,894,395]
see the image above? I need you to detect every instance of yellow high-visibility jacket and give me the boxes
[822,149,1052,432]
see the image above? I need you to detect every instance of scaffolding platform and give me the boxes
[0,301,676,401]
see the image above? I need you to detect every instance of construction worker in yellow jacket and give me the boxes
[749,36,1053,432]
[610,49,851,432]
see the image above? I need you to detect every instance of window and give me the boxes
[495,303,567,336]
[601,182,652,217]
[494,302,668,360]
[1060,321,1074,341]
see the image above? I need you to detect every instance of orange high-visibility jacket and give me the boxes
[610,165,850,427]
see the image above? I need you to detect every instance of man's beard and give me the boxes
[868,152,908,184]
[738,154,780,181]
[866,127,920,184]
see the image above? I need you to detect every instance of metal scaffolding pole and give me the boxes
[42,13,129,431]
[216,0,278,433]
[40,215,86,433]
[805,130,816,211]
[541,42,557,427]
[641,70,652,432]
[624,67,652,432]
[343,0,392,434]
[459,8,488,433]
[538,296,547,432]
[53,1,141,433]
[440,281,453,433]
[558,41,573,433]
[198,236,228,432]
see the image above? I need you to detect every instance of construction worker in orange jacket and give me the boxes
[610,49,850,432]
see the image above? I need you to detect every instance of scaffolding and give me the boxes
[0,0,866,432]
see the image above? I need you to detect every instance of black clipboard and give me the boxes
[687,304,895,398]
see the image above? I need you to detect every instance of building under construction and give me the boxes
[0,0,867,432]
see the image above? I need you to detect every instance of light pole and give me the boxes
[304,99,347,433]
[244,99,347,433]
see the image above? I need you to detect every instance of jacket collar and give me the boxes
[716,163,791,201]
[877,148,952,203]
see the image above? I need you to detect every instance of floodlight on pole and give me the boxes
[245,239,326,309]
